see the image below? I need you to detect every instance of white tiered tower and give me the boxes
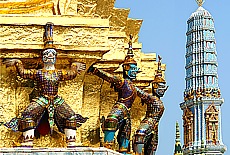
[180,1,227,154]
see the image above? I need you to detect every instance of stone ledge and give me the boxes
[0,147,122,155]
[0,44,110,52]
[0,16,109,27]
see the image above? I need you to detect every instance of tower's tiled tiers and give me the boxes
[0,147,122,155]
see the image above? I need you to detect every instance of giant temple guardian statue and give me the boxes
[2,22,88,147]
[88,35,159,154]
[133,56,168,155]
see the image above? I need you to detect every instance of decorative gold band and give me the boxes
[65,119,77,129]
[19,117,35,132]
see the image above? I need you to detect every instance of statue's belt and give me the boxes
[34,95,65,131]
[34,95,64,108]
[112,102,130,118]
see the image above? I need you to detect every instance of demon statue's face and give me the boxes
[42,49,57,64]
[153,82,168,98]
[125,64,139,80]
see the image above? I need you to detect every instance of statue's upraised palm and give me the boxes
[72,62,86,73]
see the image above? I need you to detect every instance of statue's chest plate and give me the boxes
[43,71,59,85]
[118,81,137,103]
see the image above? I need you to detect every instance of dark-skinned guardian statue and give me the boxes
[133,56,168,155]
[88,35,161,154]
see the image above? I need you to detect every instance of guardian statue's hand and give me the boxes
[72,62,86,73]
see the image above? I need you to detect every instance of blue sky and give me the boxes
[115,0,230,154]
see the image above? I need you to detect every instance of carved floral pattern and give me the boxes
[183,108,194,147]
[205,103,219,144]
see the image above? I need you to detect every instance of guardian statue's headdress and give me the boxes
[152,55,166,88]
[123,35,137,70]
[44,22,55,49]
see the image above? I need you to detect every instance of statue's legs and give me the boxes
[55,102,88,147]
[103,131,116,149]
[64,128,76,147]
[5,117,36,147]
[117,119,131,155]
[133,133,155,155]
[103,117,117,149]
[133,129,146,155]
[21,128,35,147]
[133,118,156,155]
[102,103,131,154]
[20,101,45,147]
[146,131,158,155]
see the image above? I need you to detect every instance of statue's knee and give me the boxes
[103,118,118,131]
[133,129,147,144]
[103,118,118,144]
[133,143,144,154]
[133,130,146,154]
[65,117,80,130]
[19,117,35,132]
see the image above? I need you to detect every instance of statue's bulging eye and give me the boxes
[43,49,57,56]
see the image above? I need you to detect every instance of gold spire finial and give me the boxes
[196,0,205,7]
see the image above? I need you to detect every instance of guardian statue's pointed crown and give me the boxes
[153,55,166,88]
[44,22,56,49]
[123,35,137,70]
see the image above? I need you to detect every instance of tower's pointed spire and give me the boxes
[195,0,205,7]
[174,121,183,155]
